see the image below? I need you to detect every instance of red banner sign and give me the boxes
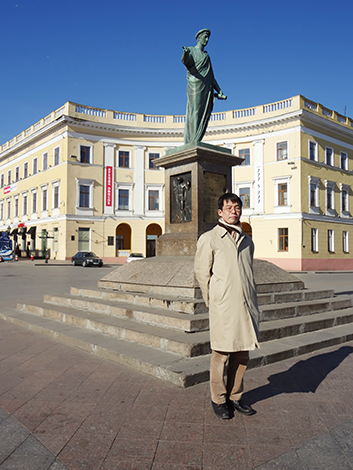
[105,166,113,207]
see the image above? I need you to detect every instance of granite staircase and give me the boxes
[1,274,353,387]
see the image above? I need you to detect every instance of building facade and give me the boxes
[1,95,353,270]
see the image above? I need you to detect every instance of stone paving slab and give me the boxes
[0,407,68,469]
[1,317,353,469]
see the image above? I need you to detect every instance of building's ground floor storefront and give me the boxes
[8,217,164,263]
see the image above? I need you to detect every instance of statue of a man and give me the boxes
[182,29,227,144]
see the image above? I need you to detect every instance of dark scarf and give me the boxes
[218,218,243,242]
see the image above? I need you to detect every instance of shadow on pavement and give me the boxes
[334,290,353,296]
[244,346,353,405]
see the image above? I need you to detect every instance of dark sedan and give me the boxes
[71,251,103,267]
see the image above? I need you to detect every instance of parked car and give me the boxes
[71,251,103,267]
[126,253,145,263]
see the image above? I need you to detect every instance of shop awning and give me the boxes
[27,226,36,235]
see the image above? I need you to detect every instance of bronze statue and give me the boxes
[182,29,227,144]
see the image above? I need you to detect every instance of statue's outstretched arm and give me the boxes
[213,79,227,100]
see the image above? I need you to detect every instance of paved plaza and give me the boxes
[1,261,353,469]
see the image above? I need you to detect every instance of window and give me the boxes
[53,186,59,209]
[42,188,47,211]
[24,162,28,178]
[43,152,48,170]
[239,148,250,165]
[0,201,3,220]
[7,170,11,185]
[54,147,60,166]
[343,231,349,253]
[277,141,288,161]
[328,230,334,253]
[239,187,250,208]
[340,184,350,216]
[148,190,159,210]
[15,167,19,182]
[310,183,316,206]
[278,228,288,251]
[32,192,37,213]
[118,189,129,210]
[14,197,18,217]
[309,141,318,161]
[324,180,335,216]
[80,146,91,164]
[342,189,348,212]
[278,183,287,206]
[78,227,90,251]
[76,179,94,214]
[326,147,333,166]
[341,152,348,170]
[308,176,320,213]
[326,187,333,210]
[119,151,130,168]
[311,228,318,252]
[23,194,27,215]
[0,174,3,188]
[79,185,90,207]
[7,199,11,219]
[149,153,159,169]
[33,158,38,175]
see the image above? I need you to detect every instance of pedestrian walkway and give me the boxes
[1,267,353,469]
[1,317,353,469]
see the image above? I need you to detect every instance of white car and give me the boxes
[126,253,145,263]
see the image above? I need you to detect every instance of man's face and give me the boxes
[218,200,242,225]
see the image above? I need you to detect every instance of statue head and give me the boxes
[195,29,210,42]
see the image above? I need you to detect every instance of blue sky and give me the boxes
[1,0,353,145]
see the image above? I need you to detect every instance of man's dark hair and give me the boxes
[218,192,242,210]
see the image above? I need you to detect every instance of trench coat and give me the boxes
[194,224,260,352]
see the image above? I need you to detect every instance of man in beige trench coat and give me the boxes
[194,193,260,419]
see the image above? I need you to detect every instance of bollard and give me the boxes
[30,254,34,261]
[15,255,18,261]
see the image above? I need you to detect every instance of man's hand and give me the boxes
[182,46,190,53]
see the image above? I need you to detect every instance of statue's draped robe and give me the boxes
[182,47,218,144]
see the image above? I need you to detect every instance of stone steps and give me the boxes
[70,287,208,314]
[257,288,334,306]
[17,301,211,357]
[16,299,353,355]
[259,295,353,322]
[2,305,353,387]
[43,294,209,333]
[70,286,334,310]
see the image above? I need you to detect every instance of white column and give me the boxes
[134,146,146,216]
[253,139,265,214]
[103,142,115,215]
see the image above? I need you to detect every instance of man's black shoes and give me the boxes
[228,399,256,416]
[211,401,231,419]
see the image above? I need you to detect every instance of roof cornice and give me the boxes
[0,116,67,160]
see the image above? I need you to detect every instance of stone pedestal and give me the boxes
[155,142,243,256]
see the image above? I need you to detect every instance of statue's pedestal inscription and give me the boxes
[156,143,243,256]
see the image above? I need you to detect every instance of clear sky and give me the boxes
[1,0,353,145]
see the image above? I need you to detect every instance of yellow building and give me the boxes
[1,96,353,269]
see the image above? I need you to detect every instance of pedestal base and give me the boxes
[99,257,304,296]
